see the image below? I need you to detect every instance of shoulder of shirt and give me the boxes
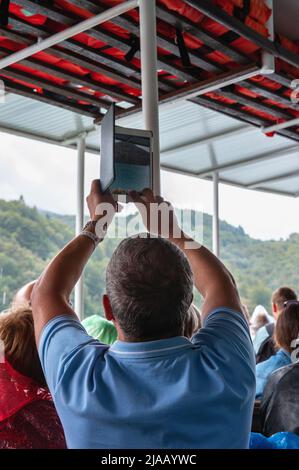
[202,307,247,328]
[38,314,107,356]
[40,314,83,336]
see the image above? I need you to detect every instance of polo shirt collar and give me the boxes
[109,336,193,358]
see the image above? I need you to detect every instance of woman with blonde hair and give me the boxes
[0,283,66,449]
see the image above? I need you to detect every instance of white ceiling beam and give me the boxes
[248,169,299,189]
[262,118,299,134]
[62,126,99,145]
[196,146,299,178]
[161,125,252,157]
[159,64,262,105]
[161,164,297,198]
[0,125,99,154]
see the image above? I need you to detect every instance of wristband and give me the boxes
[83,220,98,231]
[80,230,101,249]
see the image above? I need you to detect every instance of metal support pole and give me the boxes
[212,172,220,257]
[74,136,86,320]
[261,0,275,74]
[139,0,161,194]
[262,117,299,134]
[160,65,261,104]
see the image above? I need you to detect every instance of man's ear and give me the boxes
[103,294,114,321]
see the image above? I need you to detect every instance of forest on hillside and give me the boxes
[0,197,298,318]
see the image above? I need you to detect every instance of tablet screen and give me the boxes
[110,132,152,194]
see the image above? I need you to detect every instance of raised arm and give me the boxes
[172,234,241,319]
[13,280,36,306]
[31,180,117,344]
[129,189,242,321]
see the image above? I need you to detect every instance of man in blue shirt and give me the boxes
[32,181,255,449]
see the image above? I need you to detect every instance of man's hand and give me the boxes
[130,188,242,320]
[129,188,182,239]
[87,179,120,239]
[87,179,117,221]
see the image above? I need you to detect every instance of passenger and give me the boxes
[183,303,202,339]
[250,305,271,339]
[260,361,299,437]
[82,314,117,345]
[254,287,297,363]
[31,181,255,449]
[255,300,299,398]
[0,283,66,449]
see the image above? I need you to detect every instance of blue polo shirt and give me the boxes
[39,308,255,449]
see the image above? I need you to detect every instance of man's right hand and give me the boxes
[86,179,117,222]
[129,188,182,239]
[130,188,242,320]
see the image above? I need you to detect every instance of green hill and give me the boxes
[0,197,298,317]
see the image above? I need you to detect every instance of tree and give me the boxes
[247,283,272,313]
[0,198,298,319]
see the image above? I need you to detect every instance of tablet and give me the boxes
[100,103,115,192]
[100,104,153,195]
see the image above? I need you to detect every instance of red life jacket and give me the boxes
[0,360,66,449]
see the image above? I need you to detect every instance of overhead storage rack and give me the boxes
[0,0,298,141]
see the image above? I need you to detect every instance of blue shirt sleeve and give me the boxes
[38,315,109,396]
[192,308,256,398]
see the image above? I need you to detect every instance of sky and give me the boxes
[0,131,299,241]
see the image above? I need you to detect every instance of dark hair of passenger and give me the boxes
[275,301,299,353]
[106,235,194,342]
[272,287,297,311]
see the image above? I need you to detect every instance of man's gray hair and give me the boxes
[106,235,193,341]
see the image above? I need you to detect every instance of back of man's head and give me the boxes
[272,287,297,315]
[106,235,193,341]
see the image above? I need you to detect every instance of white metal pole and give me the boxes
[212,172,220,257]
[261,0,275,74]
[161,65,261,104]
[262,117,299,133]
[0,0,139,69]
[75,137,86,320]
[139,0,161,195]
